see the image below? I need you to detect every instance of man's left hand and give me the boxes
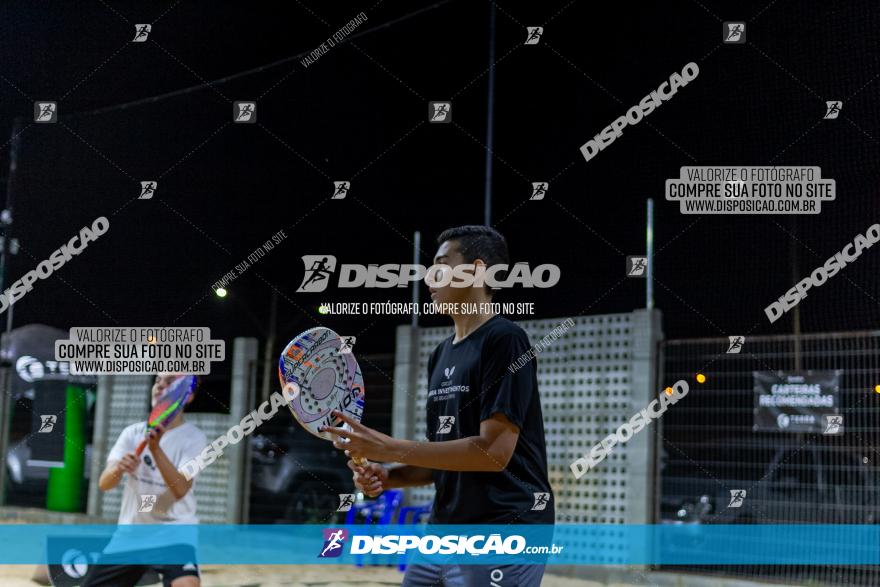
[322,412,401,462]
[146,425,164,450]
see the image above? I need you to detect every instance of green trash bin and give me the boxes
[46,384,87,512]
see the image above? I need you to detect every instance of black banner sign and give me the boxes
[753,370,841,433]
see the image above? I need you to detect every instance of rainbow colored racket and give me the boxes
[278,327,366,465]
[135,374,197,456]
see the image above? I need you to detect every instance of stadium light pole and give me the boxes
[261,290,278,404]
[483,0,497,226]
[790,217,802,370]
[0,117,23,503]
[411,231,420,328]
[646,198,654,309]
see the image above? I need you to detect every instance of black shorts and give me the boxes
[79,562,199,586]
[79,545,200,587]
[402,564,545,587]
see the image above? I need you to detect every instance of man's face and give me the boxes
[428,240,487,311]
[151,372,183,407]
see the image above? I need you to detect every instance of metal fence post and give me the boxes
[228,337,258,523]
[393,324,420,504]
[86,375,112,518]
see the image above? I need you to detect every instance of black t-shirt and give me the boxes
[425,315,554,524]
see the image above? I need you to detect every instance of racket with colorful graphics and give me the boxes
[278,327,366,465]
[135,374,197,456]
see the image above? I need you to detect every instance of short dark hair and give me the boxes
[436,226,509,295]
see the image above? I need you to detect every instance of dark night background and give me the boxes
[0,0,877,374]
[1,5,880,576]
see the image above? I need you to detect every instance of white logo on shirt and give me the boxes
[490,568,504,586]
[436,416,455,434]
[443,366,455,379]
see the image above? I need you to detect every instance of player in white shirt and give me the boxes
[81,373,208,587]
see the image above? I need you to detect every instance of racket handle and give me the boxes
[135,438,148,456]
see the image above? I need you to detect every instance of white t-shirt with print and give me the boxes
[104,421,207,554]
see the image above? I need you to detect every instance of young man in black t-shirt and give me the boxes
[322,226,553,587]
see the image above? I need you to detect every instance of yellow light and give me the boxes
[215,287,227,298]
[696,373,706,384]
[318,305,330,315]
[875,384,880,394]
[664,387,673,395]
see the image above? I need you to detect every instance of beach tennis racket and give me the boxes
[278,327,367,466]
[135,374,197,456]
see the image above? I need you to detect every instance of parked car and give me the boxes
[661,446,880,524]
[248,423,352,523]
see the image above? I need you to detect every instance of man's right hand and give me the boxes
[347,459,388,497]
[116,453,139,475]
